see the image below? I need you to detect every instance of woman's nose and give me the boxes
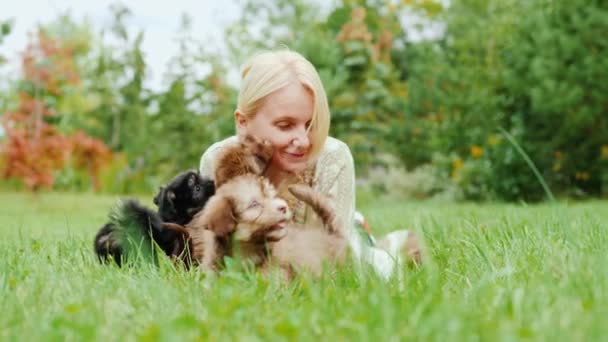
[292,128,310,147]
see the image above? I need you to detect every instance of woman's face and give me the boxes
[236,82,314,173]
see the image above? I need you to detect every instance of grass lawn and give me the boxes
[1,191,607,341]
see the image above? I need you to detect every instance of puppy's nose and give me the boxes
[277,205,287,214]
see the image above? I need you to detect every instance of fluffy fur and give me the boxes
[375,230,423,266]
[94,223,121,263]
[106,199,165,264]
[184,174,347,280]
[214,134,306,213]
[263,183,347,280]
[153,170,215,224]
[214,135,274,188]
[180,174,290,272]
[93,169,215,266]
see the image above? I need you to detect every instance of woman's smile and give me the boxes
[236,82,315,173]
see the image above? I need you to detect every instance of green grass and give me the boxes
[1,191,607,341]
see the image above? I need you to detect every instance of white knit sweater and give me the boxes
[199,135,402,279]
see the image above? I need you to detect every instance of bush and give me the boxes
[362,153,462,202]
[391,0,608,200]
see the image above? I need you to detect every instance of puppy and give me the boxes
[213,134,306,213]
[93,169,215,266]
[182,174,346,280]
[262,184,347,280]
[94,223,121,263]
[214,134,274,188]
[153,169,216,225]
[171,174,289,273]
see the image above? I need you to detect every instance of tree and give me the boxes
[0,27,110,190]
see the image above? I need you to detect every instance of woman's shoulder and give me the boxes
[310,136,355,186]
[204,136,239,154]
[317,136,353,162]
[201,135,239,163]
[199,135,239,178]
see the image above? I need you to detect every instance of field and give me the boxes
[1,191,607,341]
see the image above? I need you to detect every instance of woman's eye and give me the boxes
[276,122,292,130]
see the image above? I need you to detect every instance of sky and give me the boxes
[2,0,242,90]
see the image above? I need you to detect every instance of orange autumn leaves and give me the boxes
[1,30,112,190]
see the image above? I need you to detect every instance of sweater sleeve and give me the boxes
[312,138,356,236]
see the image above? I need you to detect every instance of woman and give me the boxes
[199,50,421,280]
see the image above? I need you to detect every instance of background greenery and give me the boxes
[1,0,607,201]
[3,3,606,339]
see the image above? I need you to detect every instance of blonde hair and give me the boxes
[237,50,330,159]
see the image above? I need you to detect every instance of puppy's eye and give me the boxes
[194,185,201,192]
[247,200,261,209]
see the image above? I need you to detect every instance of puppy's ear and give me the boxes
[243,134,273,160]
[254,141,273,164]
[188,173,197,188]
[242,135,273,174]
[167,190,176,205]
[242,133,258,145]
[205,196,236,237]
[153,187,164,206]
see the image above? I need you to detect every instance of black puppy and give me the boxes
[153,169,215,225]
[94,170,215,266]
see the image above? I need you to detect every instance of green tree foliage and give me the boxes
[398,0,608,200]
[148,14,236,182]
[1,1,606,200]
[1,8,237,193]
[502,0,608,198]
[85,5,150,158]
[0,22,111,191]
[223,0,414,170]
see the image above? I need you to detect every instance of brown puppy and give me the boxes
[184,173,347,280]
[182,174,291,273]
[161,136,277,273]
[213,134,307,211]
[262,184,347,280]
[214,135,274,188]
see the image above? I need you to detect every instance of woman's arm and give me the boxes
[199,147,216,180]
[312,138,367,260]
[313,138,356,235]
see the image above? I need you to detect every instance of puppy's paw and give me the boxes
[287,184,313,199]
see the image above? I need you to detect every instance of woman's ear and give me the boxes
[235,110,248,133]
